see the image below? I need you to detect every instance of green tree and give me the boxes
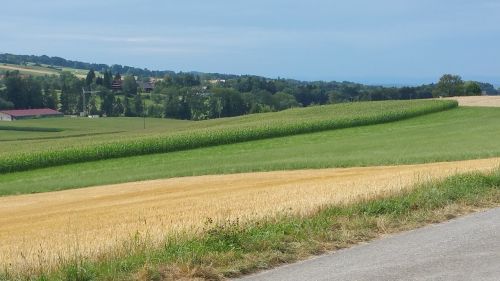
[433,74,464,97]
[0,97,14,109]
[43,87,58,109]
[147,104,164,118]
[88,95,99,115]
[163,92,181,119]
[207,96,223,118]
[134,94,144,116]
[59,71,82,114]
[464,81,482,96]
[24,77,43,108]
[103,70,112,89]
[113,97,124,116]
[4,72,43,109]
[4,71,25,108]
[101,92,115,116]
[328,91,350,104]
[122,76,138,96]
[211,88,246,117]
[123,97,133,117]
[85,69,96,86]
[272,92,300,110]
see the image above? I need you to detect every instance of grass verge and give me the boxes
[2,169,499,281]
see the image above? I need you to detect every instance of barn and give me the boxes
[0,108,63,121]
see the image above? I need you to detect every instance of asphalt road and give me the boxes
[239,208,500,281]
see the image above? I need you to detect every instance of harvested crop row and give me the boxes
[0,157,497,274]
[0,100,457,173]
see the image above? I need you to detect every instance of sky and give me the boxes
[1,0,500,85]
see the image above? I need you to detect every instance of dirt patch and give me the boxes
[1,158,499,272]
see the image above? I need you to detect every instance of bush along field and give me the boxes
[2,169,498,281]
[0,100,457,173]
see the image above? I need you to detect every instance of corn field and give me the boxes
[0,100,457,173]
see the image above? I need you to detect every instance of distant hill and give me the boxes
[0,53,236,80]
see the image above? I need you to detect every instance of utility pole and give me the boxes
[81,86,99,117]
[143,98,146,129]
[82,88,86,116]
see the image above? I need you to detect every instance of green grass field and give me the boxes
[0,100,455,173]
[0,117,192,144]
[2,106,499,196]
[0,100,450,155]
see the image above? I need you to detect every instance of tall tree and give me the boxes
[103,70,112,89]
[272,92,300,110]
[85,69,96,86]
[24,77,43,108]
[59,71,82,114]
[95,76,103,86]
[464,81,482,96]
[88,95,99,115]
[163,90,182,119]
[113,97,124,116]
[211,88,245,117]
[433,74,464,97]
[0,97,14,109]
[4,72,43,109]
[101,92,115,116]
[134,94,144,117]
[4,71,25,108]
[43,86,58,109]
[122,76,138,96]
[124,97,133,117]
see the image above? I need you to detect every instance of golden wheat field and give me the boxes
[1,158,499,273]
[442,96,500,107]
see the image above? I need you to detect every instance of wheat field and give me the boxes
[442,96,500,107]
[1,158,499,273]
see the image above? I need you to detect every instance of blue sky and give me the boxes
[1,0,499,85]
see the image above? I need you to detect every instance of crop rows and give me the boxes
[0,100,458,173]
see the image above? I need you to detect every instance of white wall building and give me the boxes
[0,112,13,121]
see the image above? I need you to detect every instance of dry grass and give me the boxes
[0,64,59,76]
[1,158,499,273]
[441,96,500,107]
[0,64,88,78]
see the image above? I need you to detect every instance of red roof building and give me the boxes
[111,79,123,91]
[0,108,63,121]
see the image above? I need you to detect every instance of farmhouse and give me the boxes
[0,108,63,121]
[137,80,155,93]
[111,79,123,91]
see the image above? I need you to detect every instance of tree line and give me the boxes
[0,53,234,80]
[1,67,498,119]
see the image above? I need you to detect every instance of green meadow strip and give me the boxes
[0,100,457,173]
